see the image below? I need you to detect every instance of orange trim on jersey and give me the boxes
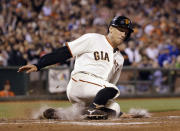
[72,77,77,82]
[65,42,73,57]
[105,36,114,48]
[79,79,103,87]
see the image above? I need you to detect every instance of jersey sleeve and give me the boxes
[66,34,91,57]
[108,51,124,85]
[109,64,123,85]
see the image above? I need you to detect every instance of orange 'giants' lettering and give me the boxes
[94,51,109,62]
[94,51,100,60]
[104,52,109,62]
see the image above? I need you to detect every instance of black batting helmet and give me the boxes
[109,16,134,41]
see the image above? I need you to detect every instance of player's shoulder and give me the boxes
[82,33,105,39]
[114,51,124,60]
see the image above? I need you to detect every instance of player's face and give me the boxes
[109,26,128,47]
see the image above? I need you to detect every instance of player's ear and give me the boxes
[108,26,113,34]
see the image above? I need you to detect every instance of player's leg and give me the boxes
[66,74,111,119]
[66,77,104,106]
[43,73,104,119]
[89,87,119,109]
[84,86,120,119]
[43,73,120,120]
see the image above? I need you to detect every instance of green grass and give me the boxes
[0,98,180,119]
[118,98,180,112]
[0,101,71,119]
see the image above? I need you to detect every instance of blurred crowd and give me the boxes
[0,0,179,68]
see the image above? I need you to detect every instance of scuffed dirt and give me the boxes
[0,111,180,131]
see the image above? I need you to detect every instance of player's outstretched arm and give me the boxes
[18,46,72,73]
[18,64,38,74]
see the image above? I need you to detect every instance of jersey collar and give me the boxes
[105,36,114,48]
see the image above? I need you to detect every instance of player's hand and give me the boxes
[18,64,38,74]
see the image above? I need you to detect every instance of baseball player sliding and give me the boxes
[18,16,134,120]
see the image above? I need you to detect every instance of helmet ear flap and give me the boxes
[124,32,131,41]
[124,28,134,41]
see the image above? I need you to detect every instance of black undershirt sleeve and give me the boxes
[34,46,72,71]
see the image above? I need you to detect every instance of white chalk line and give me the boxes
[60,121,160,126]
[167,116,180,118]
[0,121,160,126]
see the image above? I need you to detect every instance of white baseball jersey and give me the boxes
[66,33,124,81]
[66,33,124,113]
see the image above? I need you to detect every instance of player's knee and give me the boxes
[102,87,119,99]
[105,87,120,99]
[90,87,120,108]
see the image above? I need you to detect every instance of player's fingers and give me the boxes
[18,65,32,72]
[26,69,34,74]
[26,67,37,74]
[18,66,29,72]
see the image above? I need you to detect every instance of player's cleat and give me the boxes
[82,108,108,120]
[43,108,59,119]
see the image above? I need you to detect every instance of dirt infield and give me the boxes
[0,111,180,131]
